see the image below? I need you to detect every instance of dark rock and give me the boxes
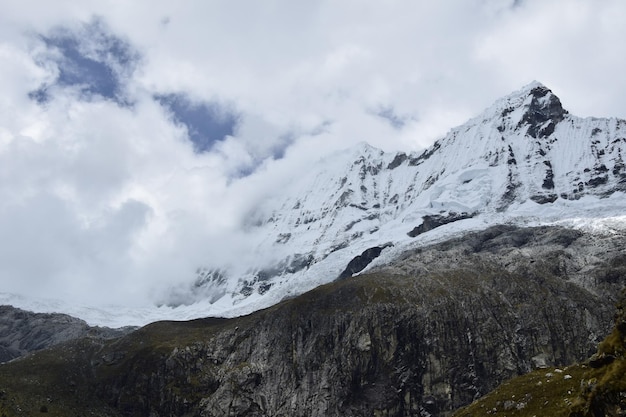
[464,224,533,251]
[409,141,441,166]
[387,152,408,169]
[586,175,608,187]
[517,86,567,139]
[567,289,626,417]
[530,194,558,204]
[588,352,615,368]
[338,243,392,279]
[595,164,609,173]
[544,228,583,247]
[258,282,272,295]
[275,233,291,244]
[407,212,474,238]
[542,161,555,189]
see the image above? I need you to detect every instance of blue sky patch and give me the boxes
[156,93,239,153]
[30,18,140,104]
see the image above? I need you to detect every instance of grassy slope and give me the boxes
[452,365,588,417]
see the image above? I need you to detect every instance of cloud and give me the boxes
[473,0,626,118]
[0,0,625,307]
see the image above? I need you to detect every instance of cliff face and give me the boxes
[568,288,626,417]
[452,292,626,417]
[0,225,624,417]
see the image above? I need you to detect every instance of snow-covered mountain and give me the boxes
[4,81,626,327]
[180,81,626,309]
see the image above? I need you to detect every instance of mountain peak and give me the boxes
[507,80,552,102]
[519,82,566,136]
[352,141,383,155]
[520,79,547,92]
[480,81,567,138]
[342,141,385,163]
[8,82,626,331]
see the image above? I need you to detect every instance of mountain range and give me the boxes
[0,82,625,416]
[4,81,626,327]
[158,80,626,323]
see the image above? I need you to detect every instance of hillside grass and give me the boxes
[453,365,587,417]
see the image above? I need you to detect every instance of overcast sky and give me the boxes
[1,0,625,307]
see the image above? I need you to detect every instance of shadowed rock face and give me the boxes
[568,289,626,417]
[0,226,624,417]
[406,212,475,238]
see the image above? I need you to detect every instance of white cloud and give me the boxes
[0,0,625,307]
[473,0,626,117]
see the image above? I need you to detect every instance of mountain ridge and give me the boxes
[0,82,625,416]
[2,82,626,327]
[176,81,626,315]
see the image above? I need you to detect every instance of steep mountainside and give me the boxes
[0,225,624,417]
[166,82,626,318]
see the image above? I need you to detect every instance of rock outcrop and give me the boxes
[0,305,133,363]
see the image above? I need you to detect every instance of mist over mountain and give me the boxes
[155,81,626,321]
[4,81,626,327]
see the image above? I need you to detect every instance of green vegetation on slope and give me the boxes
[452,365,588,417]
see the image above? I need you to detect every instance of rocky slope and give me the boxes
[0,305,133,363]
[0,225,623,417]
